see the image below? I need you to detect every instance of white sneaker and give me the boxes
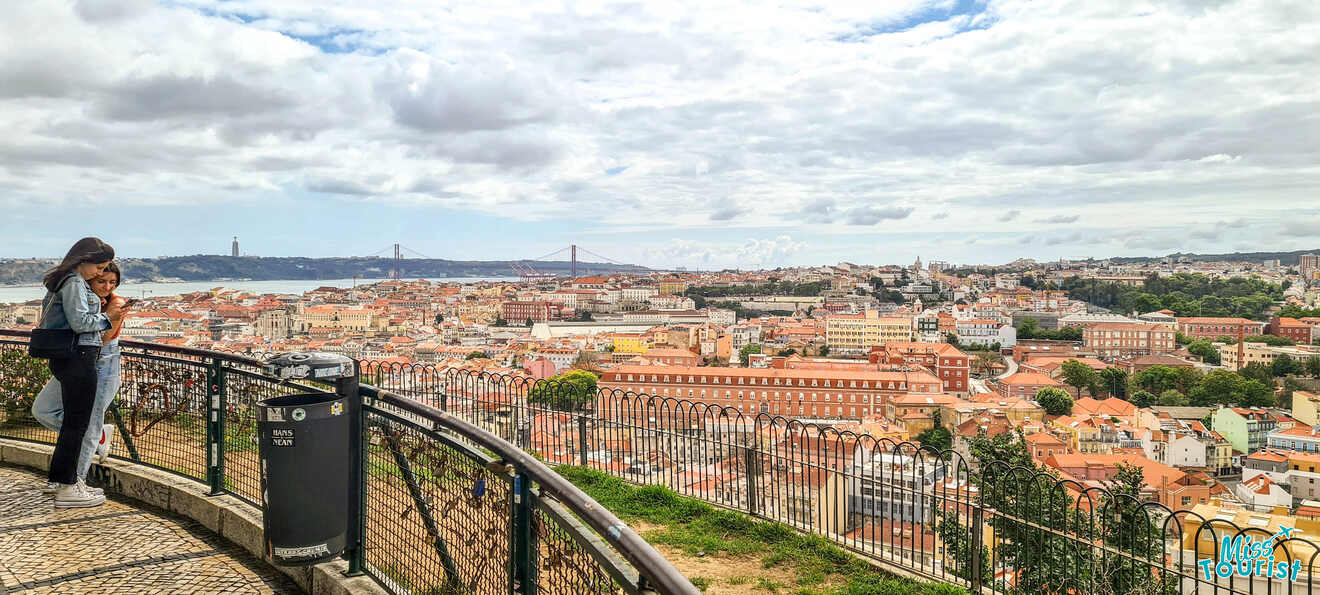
[46,480,104,496]
[54,480,105,508]
[96,424,115,462]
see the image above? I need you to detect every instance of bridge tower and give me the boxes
[390,243,401,280]
[571,244,577,278]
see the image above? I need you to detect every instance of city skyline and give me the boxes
[3,1,1319,268]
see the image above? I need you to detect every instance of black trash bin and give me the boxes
[257,392,351,566]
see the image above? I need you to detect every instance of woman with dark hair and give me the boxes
[33,262,127,492]
[35,237,124,508]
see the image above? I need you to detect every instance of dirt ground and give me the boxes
[631,521,843,594]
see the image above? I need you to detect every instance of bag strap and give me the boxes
[38,275,75,329]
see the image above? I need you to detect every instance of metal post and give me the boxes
[578,415,589,467]
[511,472,535,594]
[744,447,758,516]
[205,359,226,496]
[970,504,984,592]
[342,365,366,577]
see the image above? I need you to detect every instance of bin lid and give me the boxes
[265,351,356,380]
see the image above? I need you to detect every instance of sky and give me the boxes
[2,0,1319,270]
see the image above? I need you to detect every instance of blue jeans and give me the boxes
[33,343,122,481]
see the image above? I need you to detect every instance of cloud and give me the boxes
[1189,218,1251,240]
[1035,214,1079,224]
[932,212,950,220]
[709,205,744,221]
[845,205,914,225]
[998,210,1022,222]
[736,235,808,266]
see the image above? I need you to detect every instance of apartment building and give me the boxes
[1081,322,1176,359]
[1212,407,1278,454]
[955,319,1015,348]
[1176,316,1266,339]
[869,342,971,394]
[1218,341,1320,370]
[825,310,913,355]
[1267,316,1317,344]
[600,365,942,420]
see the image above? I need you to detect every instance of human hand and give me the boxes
[105,303,125,322]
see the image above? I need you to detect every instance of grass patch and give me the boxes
[554,466,967,595]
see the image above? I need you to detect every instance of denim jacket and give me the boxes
[39,272,111,347]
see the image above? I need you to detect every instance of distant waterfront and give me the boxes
[0,277,520,304]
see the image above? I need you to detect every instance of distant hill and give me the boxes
[1106,248,1320,265]
[0,255,652,285]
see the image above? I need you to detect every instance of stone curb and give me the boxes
[0,438,386,595]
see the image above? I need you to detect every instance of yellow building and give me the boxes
[1218,341,1320,370]
[657,278,687,296]
[299,305,381,332]
[1293,391,1320,427]
[610,334,652,355]
[825,310,913,355]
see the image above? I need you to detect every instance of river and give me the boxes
[0,277,520,304]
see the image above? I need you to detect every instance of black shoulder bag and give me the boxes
[28,277,79,360]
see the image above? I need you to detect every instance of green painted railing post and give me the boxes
[344,384,367,577]
[205,359,226,496]
[511,472,535,594]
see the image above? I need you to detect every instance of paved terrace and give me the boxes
[0,466,298,594]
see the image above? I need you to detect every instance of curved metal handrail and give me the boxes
[361,384,700,595]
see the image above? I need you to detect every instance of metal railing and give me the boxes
[0,331,697,595]
[354,361,1320,595]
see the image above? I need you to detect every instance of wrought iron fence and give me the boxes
[356,363,1320,594]
[0,331,696,595]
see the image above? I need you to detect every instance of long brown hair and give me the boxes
[43,237,115,292]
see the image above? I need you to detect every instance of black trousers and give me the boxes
[47,345,100,485]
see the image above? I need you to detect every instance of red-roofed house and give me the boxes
[993,372,1064,400]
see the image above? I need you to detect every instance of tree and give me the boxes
[1133,366,1179,395]
[915,410,953,452]
[1157,389,1188,406]
[1099,463,1175,594]
[465,351,488,359]
[525,318,534,327]
[0,350,50,423]
[493,316,508,326]
[434,313,444,324]
[1036,387,1074,416]
[1190,370,1275,407]
[1238,362,1272,384]
[738,343,762,365]
[1185,340,1220,365]
[1130,390,1157,408]
[527,369,599,411]
[1272,354,1299,377]
[1099,367,1128,400]
[1309,356,1320,378]
[1059,360,1098,397]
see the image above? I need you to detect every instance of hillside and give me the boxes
[1106,248,1320,265]
[0,255,650,285]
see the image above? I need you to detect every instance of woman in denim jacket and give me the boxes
[36,237,124,508]
[33,262,127,494]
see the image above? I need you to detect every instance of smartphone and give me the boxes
[121,298,138,308]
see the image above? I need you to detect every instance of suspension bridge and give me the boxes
[363,243,653,281]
